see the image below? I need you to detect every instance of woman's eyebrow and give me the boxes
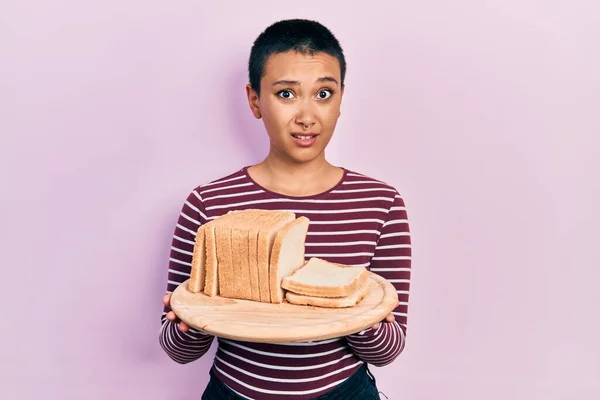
[272,76,339,86]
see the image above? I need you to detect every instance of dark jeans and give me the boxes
[201,363,381,400]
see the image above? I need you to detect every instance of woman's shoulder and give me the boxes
[179,166,250,209]
[341,167,403,196]
[186,167,249,196]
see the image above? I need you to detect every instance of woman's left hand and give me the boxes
[371,313,395,330]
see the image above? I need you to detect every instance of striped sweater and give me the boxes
[159,166,412,399]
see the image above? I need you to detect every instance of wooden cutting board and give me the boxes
[170,272,399,343]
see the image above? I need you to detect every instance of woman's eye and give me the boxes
[317,90,332,99]
[278,90,295,99]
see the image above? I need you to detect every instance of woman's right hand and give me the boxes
[162,293,190,332]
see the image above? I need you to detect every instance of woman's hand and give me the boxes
[371,313,395,330]
[163,293,190,332]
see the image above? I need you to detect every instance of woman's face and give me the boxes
[247,51,344,164]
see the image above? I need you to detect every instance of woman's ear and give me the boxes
[339,84,345,116]
[246,84,262,119]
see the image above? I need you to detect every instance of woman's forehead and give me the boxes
[262,51,341,84]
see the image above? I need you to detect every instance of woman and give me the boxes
[160,19,411,400]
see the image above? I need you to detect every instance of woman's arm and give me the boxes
[346,191,412,366]
[158,189,215,364]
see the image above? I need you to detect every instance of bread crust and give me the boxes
[269,216,310,303]
[231,212,262,300]
[203,222,219,296]
[285,279,370,308]
[257,212,296,303]
[188,225,206,293]
[281,259,370,298]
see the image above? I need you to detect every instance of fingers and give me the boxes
[163,294,188,332]
[371,314,395,330]
[179,321,190,333]
[166,311,177,322]
[166,310,189,332]
[162,293,171,307]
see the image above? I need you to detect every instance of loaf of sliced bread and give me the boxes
[281,258,369,298]
[269,216,310,303]
[285,279,370,308]
[188,209,370,308]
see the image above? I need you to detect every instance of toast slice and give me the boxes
[281,258,369,298]
[286,279,370,308]
[269,216,310,303]
[188,224,207,293]
[257,211,296,303]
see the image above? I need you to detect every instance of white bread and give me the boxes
[230,211,264,300]
[205,211,250,297]
[203,221,219,296]
[189,209,370,308]
[269,216,310,303]
[188,224,206,293]
[286,279,370,308]
[247,217,261,302]
[215,218,235,298]
[281,258,369,298]
[215,210,269,299]
[257,211,296,302]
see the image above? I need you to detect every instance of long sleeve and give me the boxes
[158,188,215,364]
[346,191,412,367]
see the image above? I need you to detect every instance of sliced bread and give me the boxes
[281,257,369,298]
[188,224,207,293]
[203,221,219,296]
[215,218,235,298]
[207,211,249,297]
[215,210,269,299]
[247,217,261,302]
[230,211,264,300]
[285,279,370,308]
[257,211,296,302]
[269,216,310,303]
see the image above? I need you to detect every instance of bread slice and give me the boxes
[269,216,310,303]
[203,221,219,296]
[206,211,243,297]
[286,279,370,308]
[188,224,207,293]
[281,258,369,298]
[257,211,296,303]
[215,210,266,299]
[243,209,280,302]
[230,211,264,300]
[247,220,261,302]
[215,218,235,298]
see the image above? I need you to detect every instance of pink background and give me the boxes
[1,1,599,399]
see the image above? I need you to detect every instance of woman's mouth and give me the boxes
[291,134,318,147]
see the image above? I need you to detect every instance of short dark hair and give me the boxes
[248,19,346,96]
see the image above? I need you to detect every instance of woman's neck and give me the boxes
[248,154,344,197]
